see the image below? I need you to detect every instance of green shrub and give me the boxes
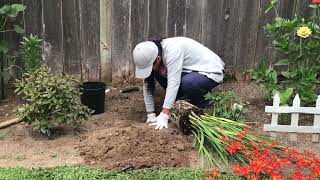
[0,3,26,100]
[255,0,320,105]
[204,91,245,122]
[15,66,92,136]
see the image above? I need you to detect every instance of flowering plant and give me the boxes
[312,0,320,4]
[262,0,320,105]
[206,144,320,179]
[189,113,281,170]
[190,113,320,179]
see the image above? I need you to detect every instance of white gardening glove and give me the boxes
[146,113,157,123]
[149,112,169,130]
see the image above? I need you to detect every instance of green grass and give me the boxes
[0,166,242,180]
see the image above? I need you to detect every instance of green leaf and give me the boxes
[7,4,26,17]
[281,71,290,78]
[11,4,26,12]
[0,40,8,54]
[309,4,318,9]
[270,71,277,83]
[265,6,274,14]
[0,5,10,14]
[281,88,293,104]
[274,59,289,66]
[13,24,25,34]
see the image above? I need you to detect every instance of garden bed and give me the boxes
[0,79,319,170]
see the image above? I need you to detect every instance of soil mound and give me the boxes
[77,125,194,170]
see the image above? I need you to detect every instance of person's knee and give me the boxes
[180,79,200,95]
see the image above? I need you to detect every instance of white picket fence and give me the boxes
[263,94,320,142]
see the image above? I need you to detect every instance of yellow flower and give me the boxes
[297,26,312,38]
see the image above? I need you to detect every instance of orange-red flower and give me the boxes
[284,146,290,155]
[291,171,303,180]
[313,167,320,177]
[312,0,320,4]
[296,157,311,168]
[237,130,249,139]
[270,172,285,180]
[210,170,219,177]
[233,164,243,174]
[226,141,243,154]
[305,176,314,180]
[221,136,227,144]
[249,175,259,180]
[305,150,315,157]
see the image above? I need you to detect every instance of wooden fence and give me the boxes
[264,94,320,142]
[3,0,313,81]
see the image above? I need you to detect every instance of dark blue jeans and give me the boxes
[146,71,220,108]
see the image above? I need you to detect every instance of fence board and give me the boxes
[295,0,313,18]
[79,0,100,80]
[100,0,112,82]
[148,0,168,38]
[254,0,276,66]
[218,0,242,67]
[23,0,43,37]
[42,0,63,75]
[278,0,296,19]
[264,125,320,133]
[167,0,186,37]
[265,106,320,114]
[185,0,202,42]
[131,0,149,75]
[201,0,224,52]
[62,0,81,76]
[237,0,260,68]
[289,94,300,141]
[112,0,131,77]
[131,0,149,45]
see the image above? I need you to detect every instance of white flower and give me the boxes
[232,103,243,111]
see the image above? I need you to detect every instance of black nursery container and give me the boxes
[80,81,107,115]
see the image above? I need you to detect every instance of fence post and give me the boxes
[270,93,280,138]
[312,95,320,142]
[289,94,300,141]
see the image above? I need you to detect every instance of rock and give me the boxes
[97,136,106,140]
[175,144,185,151]
[159,139,167,145]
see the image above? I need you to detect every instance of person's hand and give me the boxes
[146,113,156,123]
[149,112,169,130]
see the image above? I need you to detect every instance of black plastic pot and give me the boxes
[80,81,107,115]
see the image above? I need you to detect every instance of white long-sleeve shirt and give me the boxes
[143,37,225,112]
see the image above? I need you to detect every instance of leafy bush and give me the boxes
[0,3,26,99]
[15,66,92,136]
[250,61,279,101]
[257,0,320,105]
[204,91,246,122]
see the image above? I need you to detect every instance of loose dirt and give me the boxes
[0,79,319,170]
